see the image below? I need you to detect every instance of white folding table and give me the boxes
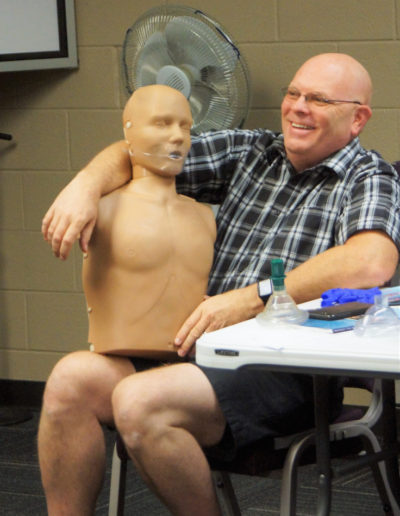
[196,316,400,515]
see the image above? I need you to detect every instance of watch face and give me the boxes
[258,279,272,297]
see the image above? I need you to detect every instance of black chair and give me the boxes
[108,377,400,515]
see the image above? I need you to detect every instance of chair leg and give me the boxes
[363,439,395,515]
[212,470,242,516]
[332,425,399,516]
[279,433,315,516]
[359,428,400,516]
[108,443,127,516]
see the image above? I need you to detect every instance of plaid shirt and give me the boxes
[176,129,400,296]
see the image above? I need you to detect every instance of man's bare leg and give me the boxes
[38,350,134,516]
[112,363,226,516]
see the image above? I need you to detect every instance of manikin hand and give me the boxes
[174,285,262,357]
[42,174,100,260]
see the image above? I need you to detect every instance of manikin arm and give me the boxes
[176,230,399,356]
[42,140,130,260]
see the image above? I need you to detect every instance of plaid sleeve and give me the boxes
[337,158,400,251]
[176,129,274,204]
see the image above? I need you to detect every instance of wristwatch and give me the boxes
[257,278,273,305]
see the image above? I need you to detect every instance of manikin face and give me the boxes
[123,85,193,177]
[281,55,370,172]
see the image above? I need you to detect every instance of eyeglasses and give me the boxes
[281,87,361,107]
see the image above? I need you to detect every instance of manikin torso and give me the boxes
[82,180,215,358]
[81,85,216,359]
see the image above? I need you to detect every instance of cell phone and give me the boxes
[307,301,372,320]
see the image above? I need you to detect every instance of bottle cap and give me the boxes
[271,258,285,290]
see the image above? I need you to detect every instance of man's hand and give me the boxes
[42,174,100,260]
[42,141,132,260]
[174,285,263,357]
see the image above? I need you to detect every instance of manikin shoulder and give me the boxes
[178,194,216,240]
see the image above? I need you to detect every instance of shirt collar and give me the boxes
[317,137,361,178]
[268,135,361,178]
[264,133,286,162]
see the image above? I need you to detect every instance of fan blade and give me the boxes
[189,82,235,134]
[134,31,175,88]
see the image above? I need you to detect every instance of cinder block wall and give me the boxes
[1,0,399,381]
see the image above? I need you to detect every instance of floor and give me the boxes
[0,406,398,515]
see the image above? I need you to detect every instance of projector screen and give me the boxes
[0,0,78,72]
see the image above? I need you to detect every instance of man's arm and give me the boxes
[42,140,131,260]
[285,230,399,302]
[176,230,399,356]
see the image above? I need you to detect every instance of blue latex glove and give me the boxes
[321,287,381,307]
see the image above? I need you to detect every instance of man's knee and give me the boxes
[112,373,167,451]
[42,351,101,418]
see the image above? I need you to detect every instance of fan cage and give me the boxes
[121,5,250,134]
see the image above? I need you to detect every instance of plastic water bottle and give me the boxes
[256,259,308,326]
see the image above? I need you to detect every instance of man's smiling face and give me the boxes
[281,55,366,172]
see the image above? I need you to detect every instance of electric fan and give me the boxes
[121,5,250,134]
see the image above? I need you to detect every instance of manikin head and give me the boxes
[281,53,373,172]
[123,84,193,179]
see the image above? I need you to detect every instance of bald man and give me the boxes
[82,85,215,358]
[40,54,400,515]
